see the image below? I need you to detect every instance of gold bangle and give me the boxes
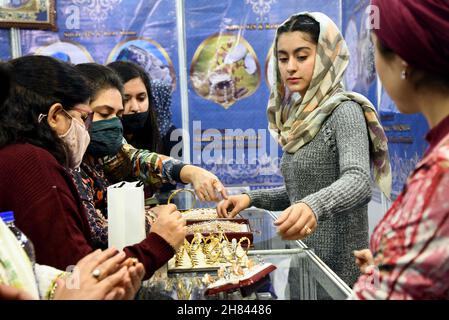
[238,237,250,249]
[206,237,221,263]
[236,237,251,259]
[190,233,203,252]
[45,272,67,300]
[167,188,196,212]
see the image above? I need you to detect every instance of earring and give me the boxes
[401,69,407,80]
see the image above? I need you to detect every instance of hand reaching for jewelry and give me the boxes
[117,257,145,300]
[150,204,186,251]
[274,203,317,240]
[216,194,251,218]
[180,165,228,202]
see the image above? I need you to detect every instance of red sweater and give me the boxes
[0,143,174,278]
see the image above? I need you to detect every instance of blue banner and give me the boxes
[0,30,11,61]
[342,0,428,199]
[342,0,377,106]
[379,91,429,199]
[19,0,182,131]
[185,0,340,189]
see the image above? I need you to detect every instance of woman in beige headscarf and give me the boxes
[218,12,391,287]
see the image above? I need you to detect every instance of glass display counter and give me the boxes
[141,207,352,300]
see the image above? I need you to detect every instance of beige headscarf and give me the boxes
[267,12,392,198]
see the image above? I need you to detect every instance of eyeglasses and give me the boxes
[63,108,94,130]
[79,111,94,130]
[37,107,93,130]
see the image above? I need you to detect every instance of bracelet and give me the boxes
[146,208,158,224]
[45,272,67,300]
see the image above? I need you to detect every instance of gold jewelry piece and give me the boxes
[182,208,218,220]
[190,233,202,252]
[187,234,202,267]
[176,279,192,300]
[235,237,250,260]
[145,208,158,224]
[186,220,246,234]
[206,242,222,264]
[175,242,188,267]
[167,188,196,212]
[170,231,251,270]
[304,225,312,235]
[45,272,66,300]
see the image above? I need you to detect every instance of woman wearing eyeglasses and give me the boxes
[0,56,184,283]
[0,58,145,300]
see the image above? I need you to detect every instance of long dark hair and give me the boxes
[0,62,11,107]
[74,63,125,99]
[0,56,92,166]
[277,14,320,44]
[107,61,162,153]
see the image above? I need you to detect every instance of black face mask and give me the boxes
[87,117,123,158]
[122,111,148,133]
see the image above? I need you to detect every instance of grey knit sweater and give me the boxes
[247,101,371,286]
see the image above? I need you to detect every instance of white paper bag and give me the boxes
[107,181,146,250]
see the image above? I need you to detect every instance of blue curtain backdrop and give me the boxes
[0,30,11,61]
[18,0,182,140]
[0,0,430,195]
[185,0,340,189]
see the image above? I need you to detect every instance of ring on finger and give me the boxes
[91,268,101,280]
[202,190,211,201]
[303,225,312,235]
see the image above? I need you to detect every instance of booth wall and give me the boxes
[0,0,431,236]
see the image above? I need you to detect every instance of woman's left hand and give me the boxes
[118,258,145,300]
[274,203,317,240]
[353,249,374,274]
[180,165,228,202]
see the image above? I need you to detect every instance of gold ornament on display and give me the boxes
[169,232,251,270]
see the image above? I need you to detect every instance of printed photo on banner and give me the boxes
[343,13,376,95]
[34,40,94,64]
[107,37,176,92]
[190,33,261,109]
[342,0,377,105]
[0,0,56,30]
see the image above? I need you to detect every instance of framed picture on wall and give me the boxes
[0,0,56,30]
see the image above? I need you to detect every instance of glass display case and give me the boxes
[141,206,352,300]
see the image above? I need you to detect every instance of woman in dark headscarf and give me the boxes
[352,0,449,299]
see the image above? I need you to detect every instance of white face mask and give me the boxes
[59,117,90,169]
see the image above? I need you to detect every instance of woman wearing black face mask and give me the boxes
[72,63,228,250]
[107,61,163,155]
[87,113,124,158]
[0,56,147,299]
[108,61,179,203]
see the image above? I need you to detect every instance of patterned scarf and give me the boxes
[267,12,392,198]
